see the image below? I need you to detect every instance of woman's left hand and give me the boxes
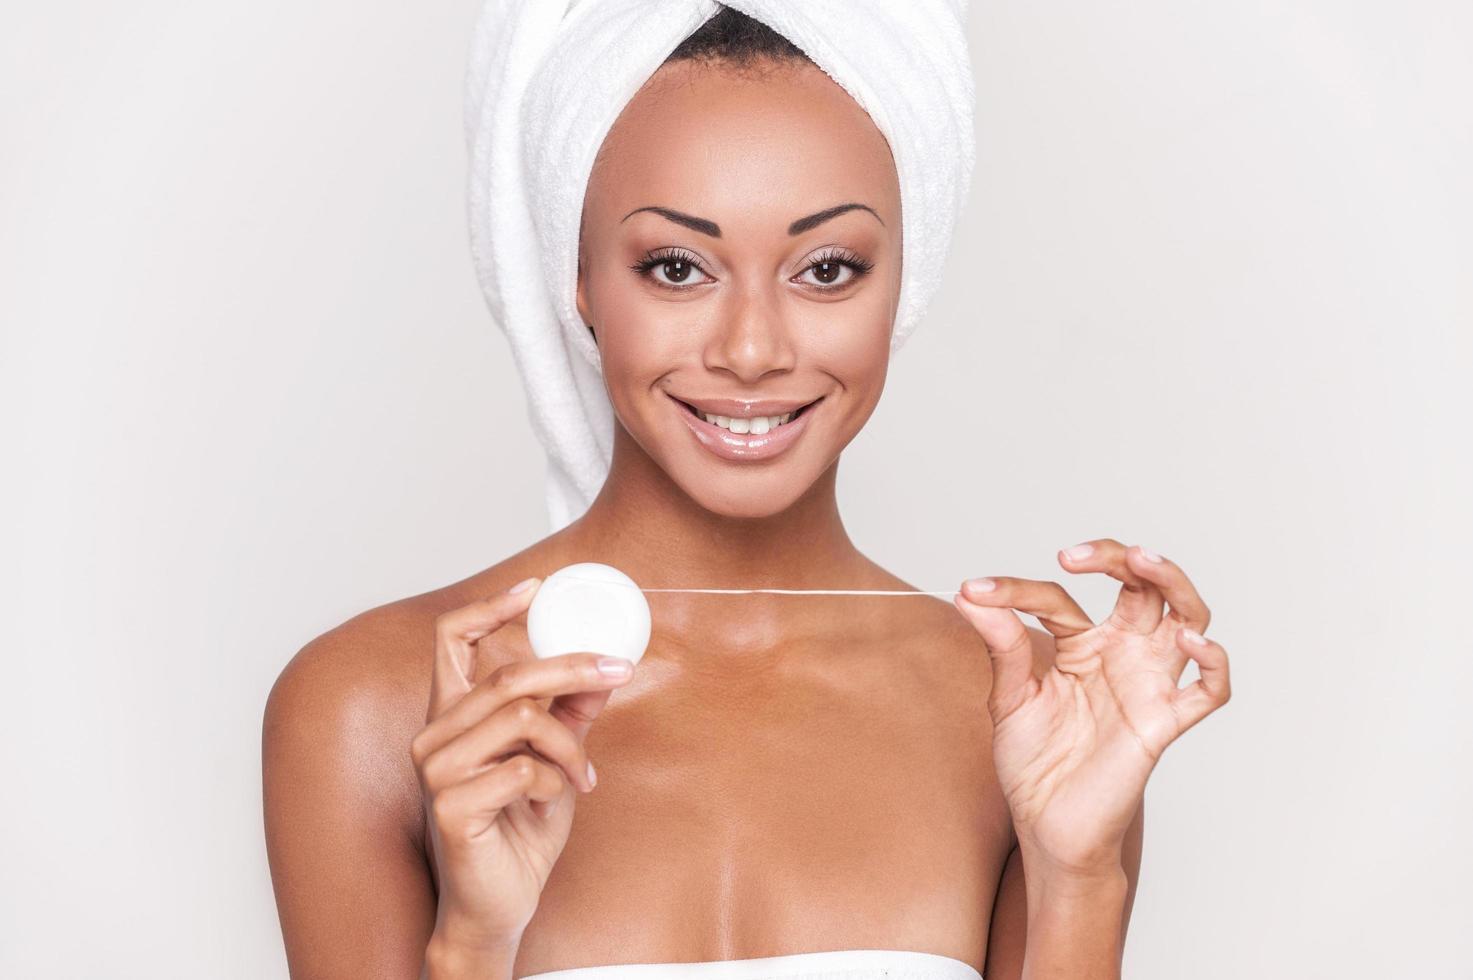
[953,538,1231,880]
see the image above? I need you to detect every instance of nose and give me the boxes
[702,286,797,384]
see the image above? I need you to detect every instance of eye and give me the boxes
[630,248,714,291]
[793,248,875,292]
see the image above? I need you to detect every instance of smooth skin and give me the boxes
[263,56,1228,980]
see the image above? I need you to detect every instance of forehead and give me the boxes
[586,60,900,234]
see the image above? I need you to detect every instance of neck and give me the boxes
[565,425,866,587]
[552,425,875,654]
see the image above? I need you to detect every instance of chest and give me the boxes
[515,654,1013,971]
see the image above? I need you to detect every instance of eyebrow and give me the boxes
[619,202,884,238]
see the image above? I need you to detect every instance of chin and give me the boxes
[665,456,821,520]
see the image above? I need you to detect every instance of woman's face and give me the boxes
[576,58,902,519]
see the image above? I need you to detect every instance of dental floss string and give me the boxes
[526,563,966,665]
[566,578,960,598]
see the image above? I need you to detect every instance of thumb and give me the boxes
[547,685,618,743]
[953,594,1038,720]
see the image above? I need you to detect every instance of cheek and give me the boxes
[596,308,689,377]
[591,298,691,426]
[801,291,894,391]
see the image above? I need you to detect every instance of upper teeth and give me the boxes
[701,411,793,434]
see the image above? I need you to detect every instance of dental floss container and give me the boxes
[526,562,652,665]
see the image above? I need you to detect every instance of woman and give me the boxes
[262,5,1231,979]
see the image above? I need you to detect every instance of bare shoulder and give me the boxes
[869,566,1061,685]
[262,560,544,808]
[263,593,437,817]
[259,587,461,910]
[267,586,458,720]
[260,559,548,976]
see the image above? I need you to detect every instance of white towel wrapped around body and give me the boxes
[465,0,975,530]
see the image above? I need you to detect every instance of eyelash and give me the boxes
[629,247,875,293]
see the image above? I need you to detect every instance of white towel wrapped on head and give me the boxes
[464,0,976,530]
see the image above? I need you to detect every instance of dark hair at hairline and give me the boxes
[664,5,814,72]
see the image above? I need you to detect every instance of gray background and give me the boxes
[3,1,1469,976]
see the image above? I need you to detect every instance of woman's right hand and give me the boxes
[410,577,637,956]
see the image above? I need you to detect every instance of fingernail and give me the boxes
[963,577,996,594]
[1063,543,1094,561]
[586,759,597,788]
[508,577,538,594]
[1182,627,1207,646]
[597,656,632,677]
[1138,546,1163,563]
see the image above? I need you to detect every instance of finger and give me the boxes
[547,686,618,744]
[1123,545,1211,634]
[1168,628,1231,735]
[1059,538,1165,634]
[420,696,595,796]
[952,594,1041,721]
[423,652,635,756]
[958,576,1094,639]
[429,578,541,722]
[430,754,566,840]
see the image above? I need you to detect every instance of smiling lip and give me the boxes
[668,392,820,461]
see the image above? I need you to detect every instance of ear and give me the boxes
[575,256,596,344]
